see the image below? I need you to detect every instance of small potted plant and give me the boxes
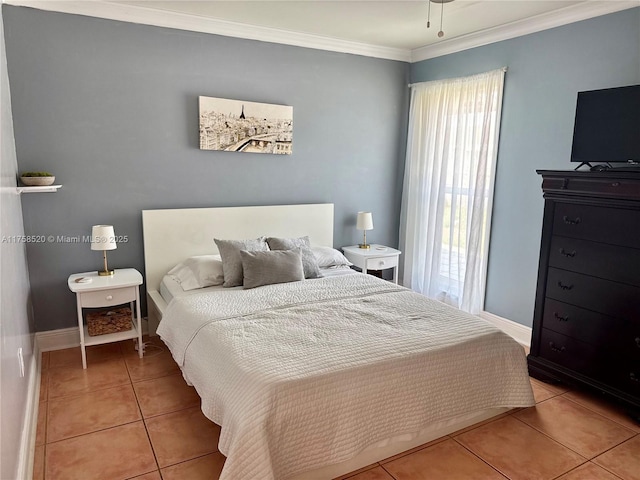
[20,171,55,186]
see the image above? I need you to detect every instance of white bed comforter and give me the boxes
[158,274,534,480]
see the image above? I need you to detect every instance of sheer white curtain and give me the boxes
[399,68,505,314]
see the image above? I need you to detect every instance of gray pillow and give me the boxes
[266,236,320,279]
[240,249,304,289]
[214,237,269,287]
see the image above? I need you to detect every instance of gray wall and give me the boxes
[410,8,640,327]
[0,7,36,479]
[3,5,410,332]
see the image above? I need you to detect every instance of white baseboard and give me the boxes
[16,343,40,480]
[35,327,80,352]
[479,311,532,347]
[35,318,149,352]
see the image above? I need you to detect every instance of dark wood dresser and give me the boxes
[528,170,640,414]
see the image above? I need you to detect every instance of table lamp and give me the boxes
[356,212,373,249]
[91,225,117,276]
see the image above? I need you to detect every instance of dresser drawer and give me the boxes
[546,268,640,319]
[552,203,640,248]
[605,364,640,398]
[549,236,640,287]
[542,175,640,200]
[540,329,602,377]
[365,256,398,271]
[79,286,136,308]
[618,331,640,363]
[542,299,626,346]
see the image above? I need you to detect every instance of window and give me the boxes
[400,68,505,314]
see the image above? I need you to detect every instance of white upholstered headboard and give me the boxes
[142,203,334,293]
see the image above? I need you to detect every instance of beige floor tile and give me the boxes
[333,463,380,480]
[530,379,557,404]
[342,466,395,480]
[39,370,48,403]
[32,444,44,480]
[47,384,141,442]
[124,351,180,382]
[562,390,640,433]
[161,452,226,480]
[383,438,506,479]
[47,358,130,398]
[48,347,79,368]
[515,396,635,458]
[145,406,221,468]
[128,471,162,480]
[45,422,156,480]
[133,373,200,418]
[49,343,122,368]
[35,402,46,446]
[447,411,514,437]
[41,351,50,371]
[556,462,623,480]
[530,377,569,395]
[455,415,585,480]
[119,335,167,357]
[593,435,640,480]
[379,436,450,465]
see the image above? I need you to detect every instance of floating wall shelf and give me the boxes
[17,185,62,194]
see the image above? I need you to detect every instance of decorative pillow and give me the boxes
[214,237,270,287]
[266,236,320,279]
[240,249,304,289]
[167,255,224,291]
[311,246,353,268]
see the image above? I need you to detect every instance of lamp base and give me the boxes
[98,269,115,276]
[358,243,371,249]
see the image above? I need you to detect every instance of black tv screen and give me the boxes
[570,84,640,164]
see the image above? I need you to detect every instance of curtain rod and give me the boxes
[408,66,508,88]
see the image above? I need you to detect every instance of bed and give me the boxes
[142,203,535,480]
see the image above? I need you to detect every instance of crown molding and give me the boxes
[3,0,412,62]
[411,1,639,63]
[4,0,637,64]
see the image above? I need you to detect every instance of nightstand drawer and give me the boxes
[365,256,398,271]
[80,286,136,308]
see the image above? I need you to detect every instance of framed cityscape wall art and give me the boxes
[199,96,293,155]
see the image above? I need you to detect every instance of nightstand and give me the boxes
[342,245,401,284]
[68,268,144,369]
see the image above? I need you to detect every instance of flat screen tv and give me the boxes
[570,84,640,165]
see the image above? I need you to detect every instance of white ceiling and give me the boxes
[7,0,639,61]
[113,0,585,50]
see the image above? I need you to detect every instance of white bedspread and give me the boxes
[158,274,534,480]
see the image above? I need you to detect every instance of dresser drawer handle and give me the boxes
[106,295,113,301]
[559,248,576,258]
[557,281,574,291]
[549,342,566,353]
[562,215,581,225]
[611,182,620,187]
[631,372,639,383]
[553,312,569,322]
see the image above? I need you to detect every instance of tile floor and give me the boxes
[34,339,640,480]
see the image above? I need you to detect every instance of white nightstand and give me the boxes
[342,245,402,284]
[68,268,144,369]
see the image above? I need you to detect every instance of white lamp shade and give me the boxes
[90,225,117,251]
[356,212,374,231]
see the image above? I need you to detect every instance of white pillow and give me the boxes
[167,255,224,291]
[311,246,353,268]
